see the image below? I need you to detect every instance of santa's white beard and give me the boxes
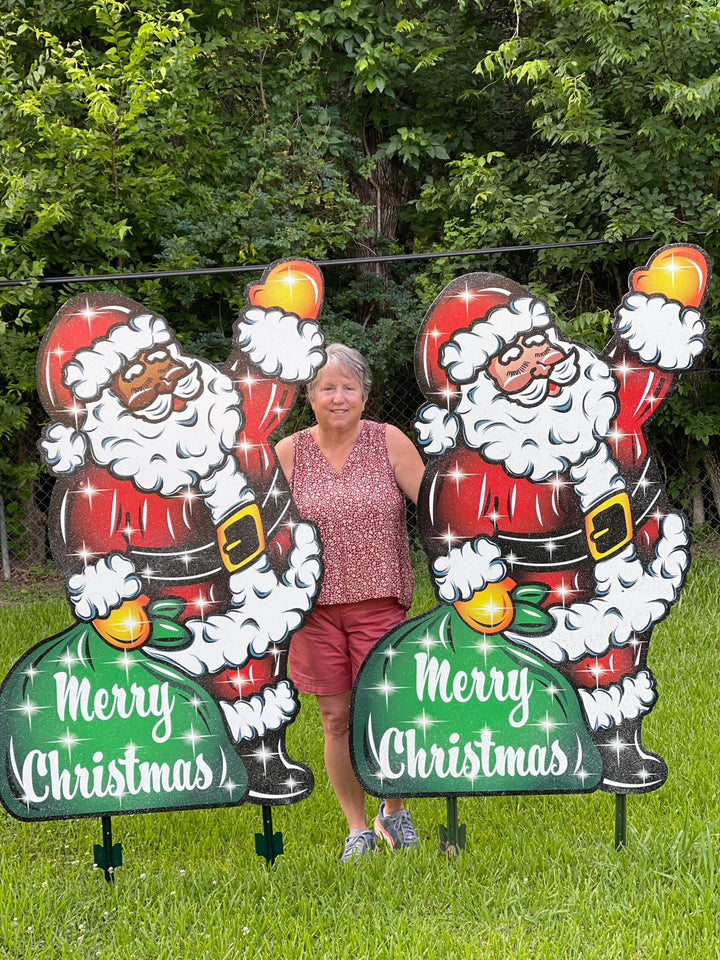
[83,361,243,495]
[458,346,618,481]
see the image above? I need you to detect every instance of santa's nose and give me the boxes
[531,360,551,376]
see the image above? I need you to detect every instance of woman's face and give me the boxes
[309,363,366,431]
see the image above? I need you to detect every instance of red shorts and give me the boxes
[289,597,406,696]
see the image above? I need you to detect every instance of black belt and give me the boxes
[129,541,224,583]
[498,477,662,571]
[128,504,266,583]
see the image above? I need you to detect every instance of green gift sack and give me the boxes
[351,599,602,797]
[0,602,248,821]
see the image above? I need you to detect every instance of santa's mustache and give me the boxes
[505,349,579,407]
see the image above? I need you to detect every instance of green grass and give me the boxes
[1,558,720,958]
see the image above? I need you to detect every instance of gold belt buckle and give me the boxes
[584,492,632,561]
[217,503,265,572]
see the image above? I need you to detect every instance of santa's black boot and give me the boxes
[591,717,667,794]
[238,728,314,804]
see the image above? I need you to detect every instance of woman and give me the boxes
[276,343,425,862]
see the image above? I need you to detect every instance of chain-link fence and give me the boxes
[1,360,719,581]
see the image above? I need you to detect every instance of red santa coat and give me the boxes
[420,338,677,688]
[51,363,302,701]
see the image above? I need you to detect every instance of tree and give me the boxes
[418,0,720,524]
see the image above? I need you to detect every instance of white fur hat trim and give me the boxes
[63,312,172,402]
[441,297,552,384]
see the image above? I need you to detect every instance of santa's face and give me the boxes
[110,348,200,418]
[82,348,243,495]
[487,332,578,406]
[457,327,618,481]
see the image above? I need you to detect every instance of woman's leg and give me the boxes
[316,690,368,832]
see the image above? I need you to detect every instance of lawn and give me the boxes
[0,556,718,959]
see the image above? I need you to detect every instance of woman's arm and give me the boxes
[385,423,424,504]
[275,435,295,485]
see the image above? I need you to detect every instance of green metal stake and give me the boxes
[614,794,627,850]
[439,796,466,856]
[93,815,123,883]
[255,805,284,865]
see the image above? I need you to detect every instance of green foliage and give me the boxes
[1,0,720,547]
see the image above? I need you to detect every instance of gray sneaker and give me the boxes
[373,801,419,850]
[340,829,377,862]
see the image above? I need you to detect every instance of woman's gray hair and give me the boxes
[308,343,372,399]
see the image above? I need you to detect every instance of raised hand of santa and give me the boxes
[233,259,326,381]
[615,245,708,369]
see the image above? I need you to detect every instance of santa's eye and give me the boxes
[506,362,530,378]
[122,362,145,380]
[524,334,547,348]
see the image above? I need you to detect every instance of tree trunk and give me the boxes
[350,122,405,328]
[690,482,705,527]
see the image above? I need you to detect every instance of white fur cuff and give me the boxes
[578,670,656,730]
[41,422,87,476]
[433,538,506,602]
[415,404,459,455]
[220,680,298,742]
[68,553,142,621]
[235,307,325,382]
[616,292,705,370]
[199,458,255,525]
[148,521,322,675]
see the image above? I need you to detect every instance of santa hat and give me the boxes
[37,292,174,475]
[414,273,554,454]
[37,292,173,420]
[415,272,553,404]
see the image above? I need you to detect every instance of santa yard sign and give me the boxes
[351,245,710,802]
[0,259,326,822]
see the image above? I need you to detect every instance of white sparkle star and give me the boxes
[182,725,208,755]
[23,664,39,685]
[373,678,400,708]
[55,727,83,759]
[535,711,562,744]
[248,741,277,775]
[446,461,468,494]
[412,708,440,741]
[599,731,630,764]
[114,651,136,681]
[57,649,80,672]
[16,697,42,728]
[474,635,496,664]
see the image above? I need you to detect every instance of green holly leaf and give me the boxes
[148,597,186,620]
[511,583,551,606]
[149,619,191,648]
[510,602,553,635]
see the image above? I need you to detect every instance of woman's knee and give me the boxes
[317,693,351,740]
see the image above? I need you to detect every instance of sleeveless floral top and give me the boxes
[291,420,414,608]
